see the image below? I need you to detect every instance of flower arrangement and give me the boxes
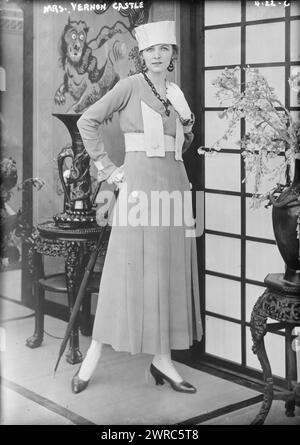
[199,66,300,206]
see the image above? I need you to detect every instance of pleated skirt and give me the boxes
[92,151,203,354]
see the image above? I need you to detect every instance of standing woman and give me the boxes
[72,21,203,394]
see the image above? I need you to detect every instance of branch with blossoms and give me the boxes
[199,66,300,206]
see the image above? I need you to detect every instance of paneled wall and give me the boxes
[203,0,300,378]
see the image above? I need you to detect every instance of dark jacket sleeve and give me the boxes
[182,132,194,155]
[182,112,195,154]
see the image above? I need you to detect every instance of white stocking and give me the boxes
[152,353,183,383]
[78,339,102,381]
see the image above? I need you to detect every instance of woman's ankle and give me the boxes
[152,354,183,383]
[78,340,102,381]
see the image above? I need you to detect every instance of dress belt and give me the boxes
[124,132,175,152]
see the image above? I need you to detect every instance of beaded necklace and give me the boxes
[142,72,171,117]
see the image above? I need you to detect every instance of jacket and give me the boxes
[77,73,194,179]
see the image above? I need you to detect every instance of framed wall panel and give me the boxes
[205,153,241,191]
[246,23,285,63]
[206,234,241,276]
[206,193,241,234]
[206,316,242,364]
[205,112,241,150]
[199,0,300,379]
[206,275,241,319]
[205,27,241,66]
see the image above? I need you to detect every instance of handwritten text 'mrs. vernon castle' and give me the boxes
[43,2,144,13]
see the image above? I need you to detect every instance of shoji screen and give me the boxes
[203,0,300,378]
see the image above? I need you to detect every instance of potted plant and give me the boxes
[199,66,300,284]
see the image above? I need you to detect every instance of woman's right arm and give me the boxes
[77,77,133,180]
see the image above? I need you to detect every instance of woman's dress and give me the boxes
[77,73,203,355]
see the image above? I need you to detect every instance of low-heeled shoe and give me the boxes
[71,367,89,394]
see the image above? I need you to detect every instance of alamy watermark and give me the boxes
[95,185,204,238]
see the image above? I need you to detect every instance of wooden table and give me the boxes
[250,273,300,424]
[25,221,110,364]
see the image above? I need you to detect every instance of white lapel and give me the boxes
[140,98,184,160]
[141,100,165,157]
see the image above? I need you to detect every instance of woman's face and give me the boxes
[142,44,173,74]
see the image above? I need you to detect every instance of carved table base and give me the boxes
[250,274,300,425]
[25,222,109,365]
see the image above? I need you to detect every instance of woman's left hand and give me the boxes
[106,165,124,186]
[166,83,192,121]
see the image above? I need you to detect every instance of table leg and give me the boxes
[250,291,274,425]
[26,251,45,348]
[65,247,83,364]
[284,326,298,417]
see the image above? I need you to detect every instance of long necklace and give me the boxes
[142,72,171,116]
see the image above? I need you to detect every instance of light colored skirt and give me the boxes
[92,151,203,354]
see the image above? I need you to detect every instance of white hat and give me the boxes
[134,21,176,51]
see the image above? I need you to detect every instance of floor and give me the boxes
[0,299,300,425]
[0,277,300,425]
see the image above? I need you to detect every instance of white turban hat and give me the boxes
[134,21,177,52]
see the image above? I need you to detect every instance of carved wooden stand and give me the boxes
[250,273,300,425]
[26,221,109,364]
